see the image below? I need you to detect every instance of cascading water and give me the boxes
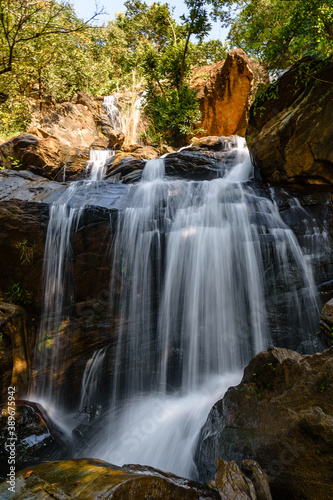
[29,149,114,407]
[102,93,143,144]
[79,348,106,411]
[103,95,123,130]
[30,137,323,481]
[88,143,320,478]
[86,149,115,181]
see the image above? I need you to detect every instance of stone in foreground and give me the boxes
[195,347,333,499]
[0,459,219,499]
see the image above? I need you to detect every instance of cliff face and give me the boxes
[246,57,333,185]
[192,49,255,137]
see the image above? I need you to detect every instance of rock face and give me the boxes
[0,133,89,181]
[0,401,73,481]
[0,170,127,406]
[0,458,219,499]
[0,304,30,399]
[30,99,99,148]
[107,129,125,149]
[192,50,254,137]
[319,299,333,348]
[195,347,333,500]
[246,57,333,185]
[215,458,257,500]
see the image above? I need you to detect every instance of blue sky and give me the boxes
[70,0,229,41]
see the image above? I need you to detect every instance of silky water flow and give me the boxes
[91,141,320,478]
[29,138,322,480]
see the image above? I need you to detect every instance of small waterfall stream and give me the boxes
[103,93,143,144]
[29,137,323,480]
[29,149,114,406]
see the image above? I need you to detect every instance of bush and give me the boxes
[143,83,202,146]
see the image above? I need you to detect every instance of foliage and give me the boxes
[104,1,180,89]
[189,39,229,66]
[143,82,202,145]
[0,1,113,136]
[0,0,104,76]
[140,1,213,145]
[5,282,32,306]
[17,238,36,265]
[209,0,333,69]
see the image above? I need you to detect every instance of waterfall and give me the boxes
[103,95,123,130]
[29,137,322,479]
[79,348,106,410]
[86,149,115,181]
[29,149,111,407]
[102,94,143,144]
[89,144,320,478]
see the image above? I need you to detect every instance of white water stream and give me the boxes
[30,137,322,480]
[89,145,319,478]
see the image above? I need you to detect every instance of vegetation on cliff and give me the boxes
[0,0,331,144]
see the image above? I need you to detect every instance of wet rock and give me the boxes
[192,50,254,137]
[107,129,125,149]
[164,149,225,180]
[195,347,333,500]
[319,298,333,348]
[0,133,90,181]
[215,458,257,499]
[246,57,333,185]
[89,137,108,150]
[159,144,177,155]
[0,458,219,499]
[0,172,126,404]
[0,303,30,399]
[241,460,272,500]
[190,136,238,151]
[0,401,73,481]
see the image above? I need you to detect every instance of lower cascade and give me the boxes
[29,139,321,480]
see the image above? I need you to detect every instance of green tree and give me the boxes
[0,0,104,76]
[0,1,112,136]
[140,0,212,145]
[209,0,333,69]
[189,39,229,66]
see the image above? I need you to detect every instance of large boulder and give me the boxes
[195,347,333,500]
[30,100,99,148]
[0,458,219,499]
[0,401,73,481]
[0,133,89,180]
[191,50,254,137]
[246,57,333,185]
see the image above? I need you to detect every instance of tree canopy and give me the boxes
[0,0,331,142]
[210,0,333,68]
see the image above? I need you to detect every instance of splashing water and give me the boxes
[29,137,322,479]
[29,148,111,406]
[89,142,320,478]
[86,149,115,181]
[79,348,106,410]
[102,93,144,144]
[103,95,123,130]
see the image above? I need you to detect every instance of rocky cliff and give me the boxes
[246,57,333,185]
